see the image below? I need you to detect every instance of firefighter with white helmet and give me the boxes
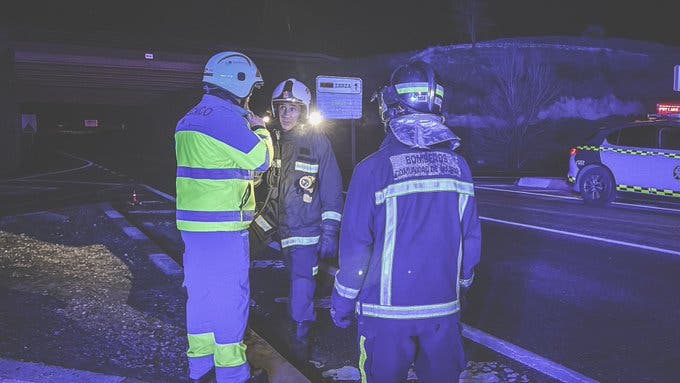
[175,51,272,383]
[251,78,343,354]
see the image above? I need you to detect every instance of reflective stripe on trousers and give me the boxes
[182,230,251,382]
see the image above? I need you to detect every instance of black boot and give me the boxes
[191,368,216,383]
[246,368,269,383]
[295,320,313,342]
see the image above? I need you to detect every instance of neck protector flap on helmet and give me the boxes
[388,113,460,150]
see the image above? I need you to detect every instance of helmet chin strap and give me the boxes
[386,103,445,124]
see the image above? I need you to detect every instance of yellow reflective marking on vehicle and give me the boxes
[616,184,680,198]
[577,145,680,159]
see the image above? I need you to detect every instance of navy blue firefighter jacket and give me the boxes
[333,133,481,320]
[253,124,343,248]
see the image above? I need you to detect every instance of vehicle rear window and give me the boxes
[660,128,680,151]
[616,126,660,149]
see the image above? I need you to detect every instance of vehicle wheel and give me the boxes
[578,165,615,206]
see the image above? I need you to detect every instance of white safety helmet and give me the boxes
[202,51,264,99]
[271,78,312,118]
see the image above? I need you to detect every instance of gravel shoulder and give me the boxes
[0,205,189,383]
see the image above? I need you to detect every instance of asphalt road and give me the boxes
[470,186,680,383]
[4,143,680,382]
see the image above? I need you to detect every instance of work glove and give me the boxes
[317,221,339,259]
[459,273,474,293]
[330,289,355,329]
[459,273,474,310]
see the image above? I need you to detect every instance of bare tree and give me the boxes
[451,0,493,48]
[487,49,561,169]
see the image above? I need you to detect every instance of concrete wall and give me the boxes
[0,32,20,176]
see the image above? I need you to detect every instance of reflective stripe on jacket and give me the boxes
[334,133,481,320]
[175,94,273,232]
[272,125,343,246]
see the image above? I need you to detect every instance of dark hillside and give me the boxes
[349,37,680,174]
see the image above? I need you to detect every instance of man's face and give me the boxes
[277,102,303,131]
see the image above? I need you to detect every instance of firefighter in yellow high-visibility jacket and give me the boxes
[175,51,272,383]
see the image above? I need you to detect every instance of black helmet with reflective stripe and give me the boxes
[375,60,445,124]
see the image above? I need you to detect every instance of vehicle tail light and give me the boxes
[569,147,578,156]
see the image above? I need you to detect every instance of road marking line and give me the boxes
[141,184,176,202]
[480,216,680,256]
[610,201,680,214]
[138,200,167,205]
[148,253,183,277]
[476,185,680,214]
[104,210,123,219]
[122,226,147,240]
[128,209,175,215]
[462,325,599,383]
[11,179,125,186]
[0,185,58,191]
[5,153,93,181]
[474,177,517,181]
[476,185,579,200]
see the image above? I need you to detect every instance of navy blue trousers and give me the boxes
[283,244,319,323]
[357,314,466,383]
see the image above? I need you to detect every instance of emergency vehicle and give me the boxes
[567,103,680,205]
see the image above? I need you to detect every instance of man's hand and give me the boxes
[247,113,266,129]
[331,307,352,329]
[318,221,339,259]
[318,230,338,259]
[330,290,354,329]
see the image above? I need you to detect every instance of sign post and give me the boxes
[21,114,37,134]
[21,114,37,152]
[351,120,356,165]
[315,76,363,165]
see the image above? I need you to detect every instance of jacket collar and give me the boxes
[202,94,248,116]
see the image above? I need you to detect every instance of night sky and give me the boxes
[3,0,680,56]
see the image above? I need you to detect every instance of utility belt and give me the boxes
[250,166,280,246]
[250,207,279,245]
